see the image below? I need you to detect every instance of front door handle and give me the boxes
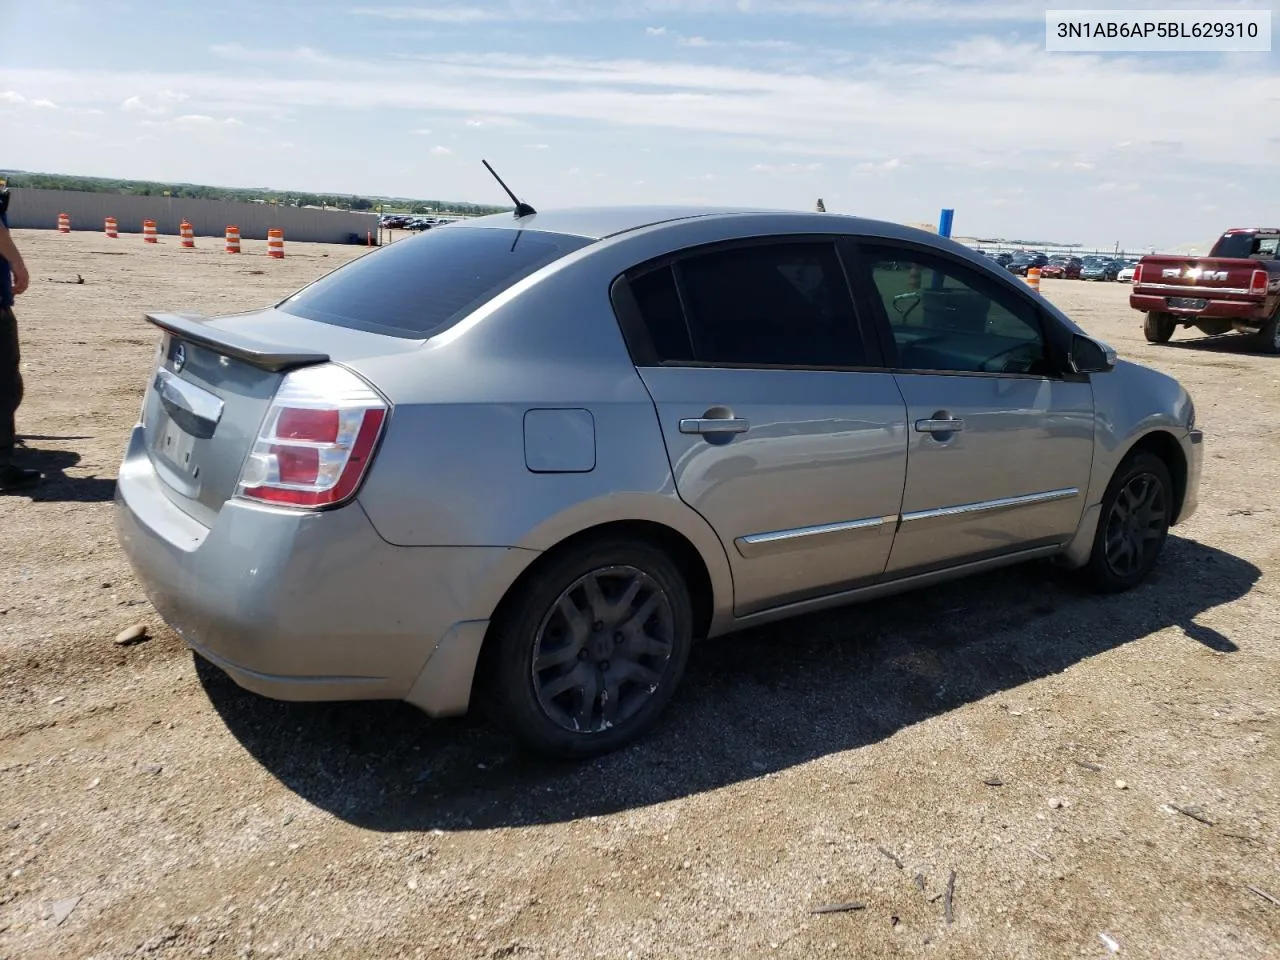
[680,417,750,436]
[915,417,965,434]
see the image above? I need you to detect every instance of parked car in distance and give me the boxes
[1006,252,1049,276]
[1040,256,1082,280]
[115,207,1204,759]
[986,251,1014,267]
[1080,256,1120,281]
[1131,227,1280,351]
[1117,260,1140,282]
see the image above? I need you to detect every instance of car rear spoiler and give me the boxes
[145,312,330,373]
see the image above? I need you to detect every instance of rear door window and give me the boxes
[626,241,870,368]
[279,226,592,339]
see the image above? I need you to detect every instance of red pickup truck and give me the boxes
[1131,227,1280,353]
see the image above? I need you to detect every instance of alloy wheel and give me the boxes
[531,565,676,734]
[1102,472,1168,578]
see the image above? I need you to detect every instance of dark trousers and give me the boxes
[0,305,21,467]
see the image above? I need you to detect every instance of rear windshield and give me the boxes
[1210,232,1280,260]
[278,226,593,339]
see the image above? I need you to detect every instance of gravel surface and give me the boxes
[1,229,1277,959]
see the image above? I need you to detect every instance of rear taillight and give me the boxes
[1249,269,1268,297]
[1132,264,1143,285]
[236,364,387,509]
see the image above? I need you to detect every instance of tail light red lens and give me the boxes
[276,407,339,442]
[236,364,388,509]
[1132,264,1143,285]
[1250,269,1268,297]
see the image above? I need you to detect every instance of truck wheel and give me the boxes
[1257,312,1280,355]
[480,538,693,760]
[1084,451,1173,593]
[1143,312,1175,344]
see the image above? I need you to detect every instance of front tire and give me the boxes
[1084,451,1173,593]
[481,539,693,760]
[1143,312,1175,344]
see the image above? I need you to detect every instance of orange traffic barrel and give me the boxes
[225,225,241,253]
[1025,266,1041,292]
[57,212,71,233]
[179,220,195,248]
[266,227,284,259]
[104,216,118,239]
[143,220,158,243]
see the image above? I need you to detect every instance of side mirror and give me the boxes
[1069,334,1117,374]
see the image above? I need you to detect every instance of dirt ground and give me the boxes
[1,228,1277,960]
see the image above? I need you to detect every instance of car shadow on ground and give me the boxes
[3,442,117,503]
[197,534,1258,832]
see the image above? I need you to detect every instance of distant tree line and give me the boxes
[0,171,510,217]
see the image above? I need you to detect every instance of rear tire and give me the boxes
[1143,312,1175,344]
[1256,311,1280,355]
[480,538,693,760]
[1084,451,1173,593]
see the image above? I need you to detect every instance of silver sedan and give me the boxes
[115,207,1203,758]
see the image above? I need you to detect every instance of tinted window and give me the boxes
[279,226,592,339]
[629,266,693,362]
[862,247,1051,376]
[1212,233,1278,259]
[661,242,867,367]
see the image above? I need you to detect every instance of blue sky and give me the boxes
[1,0,1276,249]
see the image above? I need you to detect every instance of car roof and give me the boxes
[452,205,999,264]
[460,204,990,242]
[459,205,768,240]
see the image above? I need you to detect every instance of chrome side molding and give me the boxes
[901,487,1079,526]
[736,514,896,559]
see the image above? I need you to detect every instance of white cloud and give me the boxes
[174,114,217,125]
[9,43,1272,174]
[854,157,902,175]
[530,142,550,149]
[463,114,526,128]
[645,26,668,36]
[8,42,1273,174]
[430,145,452,155]
[121,93,185,115]
[0,90,57,109]
[349,0,1102,24]
[350,4,506,22]
[751,161,823,173]
[3,28,1274,247]
[411,127,433,135]
[222,117,243,126]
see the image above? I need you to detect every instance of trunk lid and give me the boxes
[140,310,415,527]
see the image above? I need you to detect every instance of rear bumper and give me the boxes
[114,425,537,715]
[1130,293,1267,327]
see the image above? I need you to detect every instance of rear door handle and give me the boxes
[915,417,964,433]
[680,417,750,435]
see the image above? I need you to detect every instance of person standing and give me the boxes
[0,183,42,491]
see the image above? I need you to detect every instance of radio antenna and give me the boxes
[481,159,537,218]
